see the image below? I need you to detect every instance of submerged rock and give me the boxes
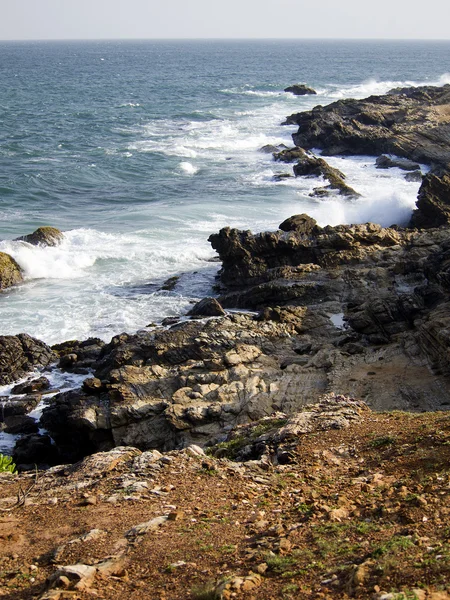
[15,226,64,246]
[0,252,23,290]
[376,154,421,171]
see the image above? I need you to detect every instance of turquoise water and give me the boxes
[0,39,449,343]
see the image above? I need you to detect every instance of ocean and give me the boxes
[1,39,450,345]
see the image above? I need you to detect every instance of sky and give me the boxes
[0,0,449,41]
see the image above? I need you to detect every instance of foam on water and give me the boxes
[1,37,449,348]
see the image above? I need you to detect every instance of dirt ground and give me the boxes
[0,409,449,600]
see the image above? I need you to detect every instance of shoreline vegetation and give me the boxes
[1,82,450,599]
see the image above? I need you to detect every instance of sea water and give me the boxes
[0,39,449,344]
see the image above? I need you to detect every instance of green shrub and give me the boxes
[0,454,17,474]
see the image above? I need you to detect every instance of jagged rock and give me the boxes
[52,337,106,372]
[15,226,64,247]
[188,297,226,317]
[376,155,421,171]
[0,252,23,290]
[284,83,316,95]
[285,84,450,167]
[410,171,450,228]
[292,152,360,197]
[0,334,56,385]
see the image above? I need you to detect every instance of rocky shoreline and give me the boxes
[1,84,450,471]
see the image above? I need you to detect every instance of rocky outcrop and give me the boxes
[409,170,450,228]
[284,84,450,167]
[284,84,317,95]
[273,147,359,196]
[15,226,64,247]
[0,252,23,290]
[0,334,56,385]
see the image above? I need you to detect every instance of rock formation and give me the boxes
[0,334,56,385]
[15,226,64,247]
[284,84,317,95]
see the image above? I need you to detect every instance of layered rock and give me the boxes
[284,84,450,167]
[0,334,56,385]
[410,170,450,228]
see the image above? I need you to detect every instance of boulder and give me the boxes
[259,143,288,154]
[279,214,319,234]
[0,334,56,385]
[405,170,423,182]
[284,84,317,96]
[15,226,64,247]
[3,415,39,435]
[187,297,226,317]
[0,252,23,290]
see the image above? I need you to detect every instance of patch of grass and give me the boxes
[282,583,299,594]
[369,435,396,448]
[191,583,220,600]
[212,435,246,459]
[219,544,237,554]
[371,535,415,558]
[264,553,296,573]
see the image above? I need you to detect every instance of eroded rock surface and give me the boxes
[0,334,56,385]
[15,226,64,247]
[0,252,23,290]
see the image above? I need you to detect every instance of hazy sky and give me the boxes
[1,0,449,41]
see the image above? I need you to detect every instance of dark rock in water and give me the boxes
[284,84,450,167]
[284,84,317,96]
[0,334,56,386]
[279,214,319,234]
[188,297,226,318]
[310,187,333,198]
[0,252,23,290]
[160,275,180,291]
[376,155,421,171]
[4,415,39,435]
[15,226,64,247]
[260,143,288,154]
[273,147,310,163]
[410,171,450,228]
[13,433,60,469]
[161,317,180,327]
[0,395,41,420]
[11,376,50,395]
[292,152,360,197]
[405,170,423,182]
[272,173,293,181]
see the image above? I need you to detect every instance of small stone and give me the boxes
[168,511,185,521]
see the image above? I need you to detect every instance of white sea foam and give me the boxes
[180,162,198,175]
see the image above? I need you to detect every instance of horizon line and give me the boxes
[1,36,450,43]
